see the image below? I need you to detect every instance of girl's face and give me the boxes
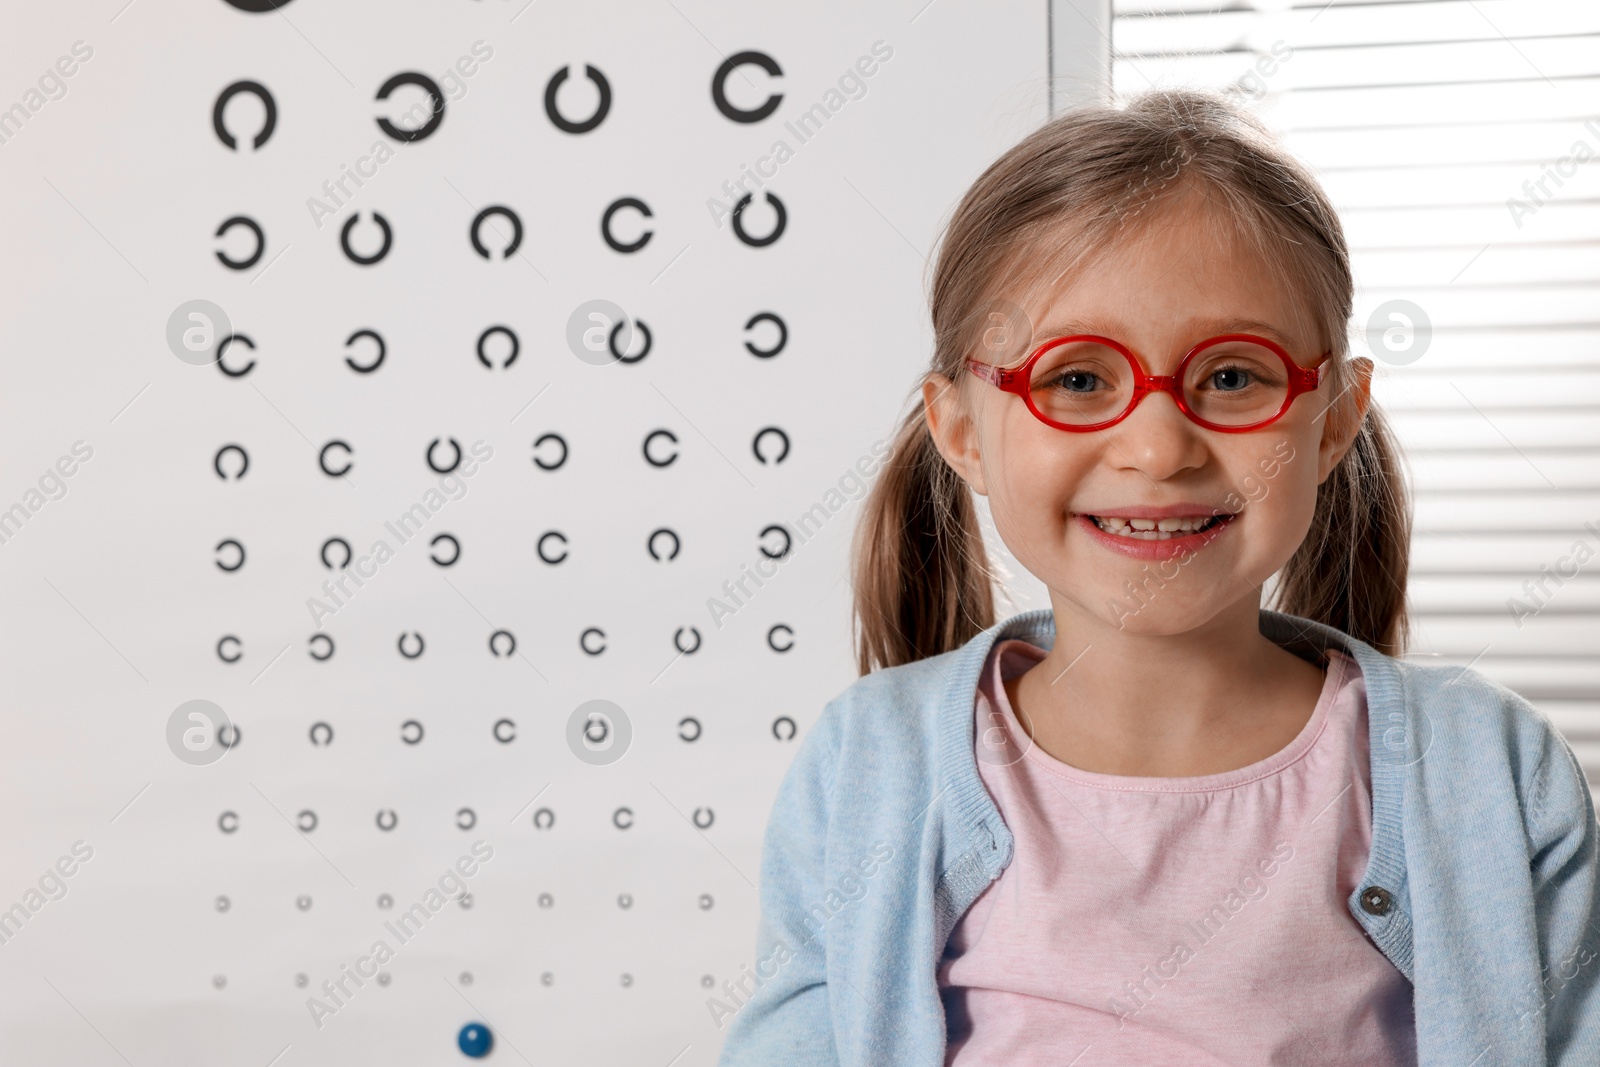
[926,194,1372,636]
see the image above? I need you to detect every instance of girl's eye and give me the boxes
[1209,365,1253,391]
[1055,370,1100,393]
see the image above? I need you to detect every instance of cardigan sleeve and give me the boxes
[715,699,842,1067]
[1524,713,1600,1062]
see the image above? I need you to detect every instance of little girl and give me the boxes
[714,89,1600,1065]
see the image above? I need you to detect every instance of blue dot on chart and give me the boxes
[458,1022,493,1058]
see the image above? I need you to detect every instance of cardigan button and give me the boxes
[1359,886,1393,916]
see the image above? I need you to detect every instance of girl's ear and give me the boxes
[922,373,989,496]
[1316,356,1373,483]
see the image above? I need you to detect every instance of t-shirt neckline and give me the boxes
[985,639,1354,793]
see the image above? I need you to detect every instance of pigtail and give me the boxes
[1270,401,1412,656]
[850,398,996,676]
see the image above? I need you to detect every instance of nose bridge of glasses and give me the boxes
[1125,375,1191,422]
[1132,371,1187,411]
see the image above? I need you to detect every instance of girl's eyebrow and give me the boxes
[1034,319,1117,339]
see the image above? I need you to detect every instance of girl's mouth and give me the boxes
[1077,511,1237,561]
[1087,514,1231,540]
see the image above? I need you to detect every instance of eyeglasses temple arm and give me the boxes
[967,360,1006,387]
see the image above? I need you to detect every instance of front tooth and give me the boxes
[1157,518,1186,532]
[1129,519,1156,531]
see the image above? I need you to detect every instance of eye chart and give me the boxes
[0,2,1091,1064]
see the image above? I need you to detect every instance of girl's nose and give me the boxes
[1106,388,1207,480]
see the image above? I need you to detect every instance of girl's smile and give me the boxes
[1076,507,1237,562]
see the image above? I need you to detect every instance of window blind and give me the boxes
[1111,0,1600,794]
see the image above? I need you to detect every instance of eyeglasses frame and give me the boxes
[965,332,1329,433]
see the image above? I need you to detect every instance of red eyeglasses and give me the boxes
[966,333,1328,433]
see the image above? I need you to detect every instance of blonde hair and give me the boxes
[850,88,1412,674]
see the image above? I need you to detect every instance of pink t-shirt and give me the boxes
[938,639,1416,1065]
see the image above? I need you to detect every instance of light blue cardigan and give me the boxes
[715,608,1600,1065]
